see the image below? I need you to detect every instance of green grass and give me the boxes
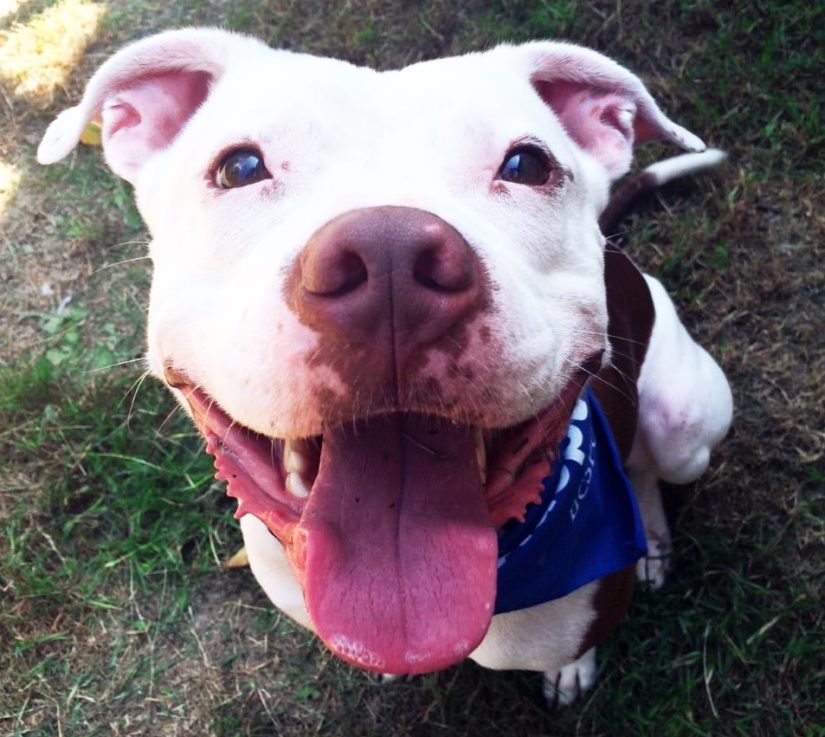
[0,353,243,734]
[1,0,823,735]
[0,359,221,604]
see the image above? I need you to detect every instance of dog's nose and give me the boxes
[290,207,484,346]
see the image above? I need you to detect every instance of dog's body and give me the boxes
[40,29,732,705]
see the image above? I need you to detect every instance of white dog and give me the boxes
[39,29,732,706]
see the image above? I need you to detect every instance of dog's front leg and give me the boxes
[626,467,671,588]
[542,647,597,708]
[627,275,733,586]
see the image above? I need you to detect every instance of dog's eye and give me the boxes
[215,148,271,189]
[498,146,552,186]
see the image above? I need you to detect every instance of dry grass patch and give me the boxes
[0,0,26,23]
[0,0,106,104]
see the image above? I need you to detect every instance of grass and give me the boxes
[0,0,105,104]
[1,0,823,735]
[0,355,242,733]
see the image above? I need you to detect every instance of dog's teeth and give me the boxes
[286,472,311,498]
[284,441,309,474]
[474,428,487,484]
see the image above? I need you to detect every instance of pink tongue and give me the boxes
[293,414,497,675]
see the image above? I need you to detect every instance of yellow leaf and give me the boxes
[224,546,249,569]
[80,120,101,146]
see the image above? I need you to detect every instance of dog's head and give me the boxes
[40,28,703,675]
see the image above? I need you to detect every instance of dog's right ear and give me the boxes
[37,28,266,184]
[508,42,706,181]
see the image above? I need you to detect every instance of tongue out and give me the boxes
[291,413,497,674]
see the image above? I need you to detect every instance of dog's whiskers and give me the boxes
[563,356,635,405]
[94,255,152,273]
[575,327,649,350]
[102,238,151,252]
[155,402,182,437]
[88,356,146,373]
[124,367,153,426]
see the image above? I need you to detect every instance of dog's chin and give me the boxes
[166,367,591,675]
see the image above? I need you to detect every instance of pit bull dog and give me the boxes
[39,28,733,706]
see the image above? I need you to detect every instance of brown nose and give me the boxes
[290,207,483,349]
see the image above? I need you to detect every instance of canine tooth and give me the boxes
[474,428,487,484]
[284,440,309,475]
[286,472,310,498]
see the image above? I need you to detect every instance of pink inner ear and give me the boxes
[536,80,639,179]
[101,70,210,181]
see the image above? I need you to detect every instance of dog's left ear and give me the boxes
[519,42,705,179]
[37,28,269,183]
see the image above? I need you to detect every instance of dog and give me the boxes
[39,28,732,706]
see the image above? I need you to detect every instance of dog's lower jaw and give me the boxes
[169,363,592,674]
[199,395,498,673]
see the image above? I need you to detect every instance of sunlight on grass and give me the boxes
[0,159,21,220]
[0,0,106,104]
[0,0,26,24]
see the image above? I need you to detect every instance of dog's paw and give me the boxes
[542,648,597,708]
[635,541,672,590]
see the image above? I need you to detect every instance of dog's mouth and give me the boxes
[168,365,593,675]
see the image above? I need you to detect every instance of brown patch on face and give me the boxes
[282,207,495,426]
[258,180,283,201]
[481,387,497,405]
[162,360,185,388]
[404,375,454,412]
[447,361,475,381]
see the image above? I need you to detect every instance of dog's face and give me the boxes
[40,29,703,675]
[144,49,609,435]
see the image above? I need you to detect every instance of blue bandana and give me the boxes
[494,389,647,614]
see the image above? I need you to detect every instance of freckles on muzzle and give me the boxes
[284,205,493,421]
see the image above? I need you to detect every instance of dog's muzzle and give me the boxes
[291,206,483,346]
